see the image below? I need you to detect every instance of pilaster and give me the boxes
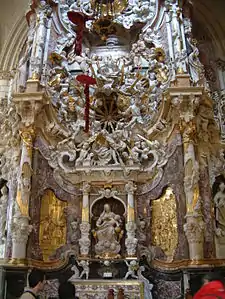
[168,74,205,260]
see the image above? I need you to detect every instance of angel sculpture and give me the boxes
[124,260,139,279]
[78,260,90,280]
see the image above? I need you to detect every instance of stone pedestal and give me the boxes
[215,236,225,259]
[184,215,204,260]
[11,215,32,261]
[70,280,144,299]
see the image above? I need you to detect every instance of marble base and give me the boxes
[70,279,144,299]
[215,238,225,259]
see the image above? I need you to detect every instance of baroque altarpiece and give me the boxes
[0,0,225,298]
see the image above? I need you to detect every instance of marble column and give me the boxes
[11,127,35,262]
[125,181,138,257]
[182,122,204,260]
[198,157,215,258]
[79,183,91,257]
[16,127,35,217]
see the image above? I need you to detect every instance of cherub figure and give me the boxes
[78,260,90,279]
[69,264,80,281]
[123,97,144,129]
[76,142,90,166]
[124,260,139,279]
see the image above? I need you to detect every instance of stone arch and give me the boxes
[0,15,28,72]
[193,2,225,58]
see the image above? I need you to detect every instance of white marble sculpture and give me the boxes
[137,266,153,299]
[93,204,122,257]
[187,37,204,85]
[79,222,91,256]
[125,222,138,256]
[78,260,90,279]
[69,264,80,281]
[124,260,139,279]
[214,182,225,237]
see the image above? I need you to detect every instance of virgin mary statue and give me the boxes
[93,204,123,257]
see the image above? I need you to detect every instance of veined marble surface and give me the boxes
[70,279,144,299]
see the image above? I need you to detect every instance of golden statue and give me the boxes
[39,190,67,261]
[151,187,178,260]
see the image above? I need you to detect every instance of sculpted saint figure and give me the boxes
[214,182,225,234]
[93,204,123,257]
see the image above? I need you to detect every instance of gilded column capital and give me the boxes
[180,121,197,144]
[20,127,36,147]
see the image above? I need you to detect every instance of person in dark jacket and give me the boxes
[194,273,225,299]
[20,269,45,299]
[58,282,79,299]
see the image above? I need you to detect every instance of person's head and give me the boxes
[104,203,110,212]
[58,282,76,299]
[202,272,225,287]
[219,182,225,192]
[28,269,45,293]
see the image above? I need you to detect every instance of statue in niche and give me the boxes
[92,203,123,258]
[214,181,225,236]
[39,190,67,261]
[69,219,80,244]
[137,218,147,245]
[186,37,204,85]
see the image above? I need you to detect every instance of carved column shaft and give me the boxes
[16,128,35,217]
[81,184,90,222]
[199,162,215,258]
[182,122,204,260]
[127,192,135,222]
[183,133,199,214]
[125,182,138,257]
[125,181,136,222]
[170,91,205,261]
[79,183,91,257]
